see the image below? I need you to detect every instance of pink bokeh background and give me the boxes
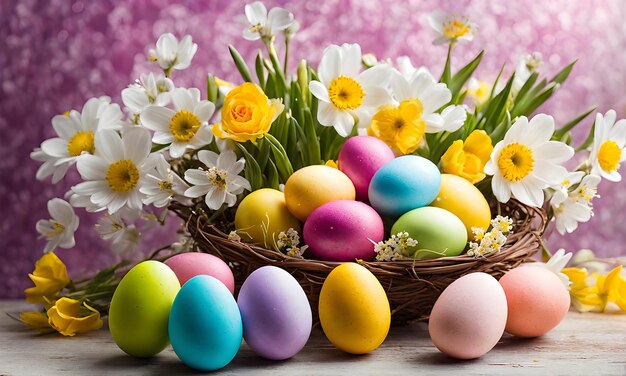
[1,0,626,298]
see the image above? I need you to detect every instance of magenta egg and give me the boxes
[303,200,384,261]
[338,136,395,201]
[165,253,235,294]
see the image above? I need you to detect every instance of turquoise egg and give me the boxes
[168,275,243,371]
[391,207,468,259]
[368,156,441,217]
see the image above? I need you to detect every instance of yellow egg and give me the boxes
[318,263,390,354]
[284,165,356,221]
[235,188,301,248]
[431,174,491,240]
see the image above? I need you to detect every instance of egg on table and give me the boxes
[429,272,508,359]
[165,253,235,293]
[237,266,312,360]
[319,263,391,354]
[108,261,181,358]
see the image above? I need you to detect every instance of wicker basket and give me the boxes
[171,199,547,324]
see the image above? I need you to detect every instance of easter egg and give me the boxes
[284,165,356,221]
[165,253,235,293]
[431,174,491,240]
[429,272,508,359]
[169,275,243,371]
[338,136,395,201]
[303,200,384,261]
[368,155,441,217]
[237,266,312,360]
[235,188,301,248]
[319,263,390,354]
[391,207,467,259]
[108,261,180,357]
[499,266,570,338]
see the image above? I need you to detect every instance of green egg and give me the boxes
[391,207,468,259]
[108,260,181,358]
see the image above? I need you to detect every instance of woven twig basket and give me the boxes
[172,199,547,324]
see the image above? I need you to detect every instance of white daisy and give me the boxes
[550,173,600,234]
[309,43,393,137]
[140,153,189,208]
[243,1,294,42]
[73,128,153,214]
[122,73,174,118]
[523,249,573,287]
[95,212,141,256]
[428,11,477,45]
[149,33,198,73]
[588,110,626,182]
[36,198,79,253]
[35,97,123,181]
[31,148,70,184]
[184,150,251,210]
[484,114,574,207]
[140,88,215,158]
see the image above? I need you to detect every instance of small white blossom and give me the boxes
[243,1,294,42]
[36,198,79,253]
[428,12,477,45]
[140,154,189,208]
[523,249,573,287]
[122,73,174,118]
[95,212,141,256]
[550,173,600,234]
[373,232,418,261]
[149,33,198,73]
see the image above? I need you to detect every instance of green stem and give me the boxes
[283,38,290,75]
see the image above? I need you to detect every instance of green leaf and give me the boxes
[447,50,484,99]
[206,74,218,103]
[551,59,577,84]
[576,121,596,152]
[303,109,321,165]
[554,106,597,140]
[268,43,288,96]
[440,44,453,85]
[512,71,539,104]
[236,143,263,190]
[255,50,266,90]
[265,159,280,189]
[228,44,253,83]
[481,72,515,133]
[265,133,294,181]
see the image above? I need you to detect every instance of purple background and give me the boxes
[2,0,626,298]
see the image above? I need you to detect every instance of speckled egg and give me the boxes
[237,266,312,360]
[235,188,301,248]
[429,273,508,359]
[499,266,571,338]
[338,136,395,201]
[319,263,391,354]
[165,253,235,293]
[391,206,467,259]
[284,165,356,221]
[303,200,384,261]
[368,155,441,217]
[430,174,491,240]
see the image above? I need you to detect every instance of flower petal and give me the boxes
[309,81,330,103]
[140,106,174,132]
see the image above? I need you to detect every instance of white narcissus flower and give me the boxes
[122,73,174,117]
[466,78,492,107]
[588,110,626,182]
[95,212,141,256]
[513,52,542,93]
[243,1,294,41]
[550,173,600,234]
[149,33,198,72]
[73,128,153,214]
[184,150,251,210]
[140,88,214,159]
[395,56,432,81]
[34,97,123,182]
[524,249,573,287]
[484,114,574,207]
[440,105,467,132]
[309,43,393,137]
[428,11,477,45]
[36,198,79,253]
[140,153,189,208]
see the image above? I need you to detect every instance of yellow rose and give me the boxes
[47,298,103,336]
[441,130,493,184]
[368,99,425,155]
[24,252,70,304]
[212,82,284,143]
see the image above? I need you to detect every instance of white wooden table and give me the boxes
[1,300,625,375]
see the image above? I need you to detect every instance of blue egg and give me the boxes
[168,275,242,371]
[368,156,441,217]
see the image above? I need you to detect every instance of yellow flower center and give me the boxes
[169,110,201,142]
[44,220,66,238]
[443,19,470,39]
[598,140,621,173]
[67,130,95,157]
[207,167,227,189]
[106,160,140,192]
[158,180,173,191]
[369,99,424,154]
[497,143,534,182]
[328,76,364,110]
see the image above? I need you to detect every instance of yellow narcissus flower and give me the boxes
[24,252,70,304]
[47,298,103,337]
[368,99,425,155]
[441,130,493,183]
[563,265,626,312]
[212,82,284,143]
[19,311,54,332]
[325,160,338,169]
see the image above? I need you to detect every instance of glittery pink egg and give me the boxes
[303,200,384,261]
[338,136,395,201]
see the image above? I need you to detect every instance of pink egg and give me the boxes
[303,200,384,261]
[429,273,508,360]
[338,136,395,201]
[499,266,570,338]
[165,253,235,294]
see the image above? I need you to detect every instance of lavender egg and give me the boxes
[237,266,312,360]
[303,200,384,261]
[338,136,396,201]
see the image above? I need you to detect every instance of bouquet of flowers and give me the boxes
[20,1,626,338]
